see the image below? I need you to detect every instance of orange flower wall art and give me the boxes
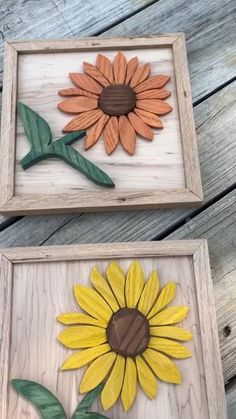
[58,52,172,155]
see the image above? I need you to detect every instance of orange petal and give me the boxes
[85,114,109,149]
[63,109,104,132]
[83,62,110,87]
[96,54,114,84]
[104,116,119,154]
[113,52,127,84]
[125,57,138,84]
[58,97,98,113]
[136,89,171,100]
[129,63,151,88]
[70,73,103,95]
[119,115,136,155]
[134,75,171,93]
[134,108,163,128]
[128,112,153,140]
[136,99,173,115]
[58,88,98,98]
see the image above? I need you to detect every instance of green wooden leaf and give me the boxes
[71,385,109,419]
[11,379,66,419]
[18,102,52,151]
[18,102,115,188]
[73,413,109,419]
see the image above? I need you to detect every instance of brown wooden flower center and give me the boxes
[107,308,150,357]
[99,84,136,116]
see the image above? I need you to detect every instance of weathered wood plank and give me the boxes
[105,0,236,102]
[0,0,155,86]
[0,80,234,245]
[226,377,236,419]
[168,189,236,383]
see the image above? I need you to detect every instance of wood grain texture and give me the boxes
[192,242,227,419]
[0,254,13,418]
[0,241,227,418]
[0,35,203,214]
[172,34,202,198]
[0,43,17,203]
[0,0,156,86]
[105,0,236,102]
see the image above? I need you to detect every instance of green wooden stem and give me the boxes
[18,102,115,188]
[21,134,115,188]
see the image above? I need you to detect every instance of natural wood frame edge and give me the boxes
[0,35,203,214]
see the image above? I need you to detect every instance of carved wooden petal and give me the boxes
[129,63,151,88]
[58,97,98,113]
[128,112,153,140]
[134,75,171,93]
[125,57,138,84]
[63,109,104,132]
[70,73,103,95]
[83,62,110,87]
[104,116,119,155]
[134,108,163,128]
[113,52,127,84]
[136,99,173,115]
[96,54,114,84]
[119,115,136,155]
[58,88,98,98]
[85,114,109,150]
[136,89,171,100]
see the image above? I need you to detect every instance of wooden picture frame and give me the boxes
[0,241,226,418]
[0,34,203,215]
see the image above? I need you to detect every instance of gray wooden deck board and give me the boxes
[226,377,236,419]
[105,0,236,101]
[0,0,155,86]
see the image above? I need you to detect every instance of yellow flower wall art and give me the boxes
[57,261,192,412]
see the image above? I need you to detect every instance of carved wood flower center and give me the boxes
[107,308,150,357]
[99,84,136,116]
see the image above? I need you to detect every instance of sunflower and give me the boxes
[58,52,172,155]
[57,261,192,412]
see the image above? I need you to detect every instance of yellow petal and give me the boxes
[147,282,177,319]
[150,326,192,341]
[125,260,144,308]
[136,356,157,399]
[80,352,117,393]
[57,313,107,327]
[101,355,125,410]
[90,267,119,312]
[121,358,137,411]
[143,348,182,384]
[106,262,125,307]
[149,306,189,326]
[148,337,192,358]
[61,343,111,370]
[58,325,106,349]
[74,285,112,322]
[138,271,160,315]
